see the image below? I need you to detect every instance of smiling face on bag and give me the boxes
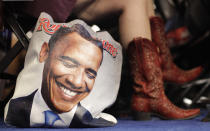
[39,27,103,113]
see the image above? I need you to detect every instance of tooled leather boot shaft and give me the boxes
[127,38,161,113]
[127,38,147,94]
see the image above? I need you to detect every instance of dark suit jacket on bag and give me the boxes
[5,90,115,128]
[5,90,36,127]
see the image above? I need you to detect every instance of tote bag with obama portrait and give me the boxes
[4,12,122,128]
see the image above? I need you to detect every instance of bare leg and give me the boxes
[73,0,155,48]
[119,0,155,48]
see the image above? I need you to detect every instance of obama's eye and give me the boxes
[61,60,78,68]
[86,71,96,79]
[57,56,79,68]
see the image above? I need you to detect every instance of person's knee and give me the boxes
[73,0,149,22]
[122,0,148,10]
[74,0,124,22]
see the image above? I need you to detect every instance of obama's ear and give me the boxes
[39,42,49,63]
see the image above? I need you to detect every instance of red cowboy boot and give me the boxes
[127,37,200,120]
[150,17,203,84]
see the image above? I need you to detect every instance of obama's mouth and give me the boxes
[55,79,89,97]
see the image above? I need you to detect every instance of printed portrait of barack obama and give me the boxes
[39,24,103,113]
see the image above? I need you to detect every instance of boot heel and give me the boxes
[132,111,151,121]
